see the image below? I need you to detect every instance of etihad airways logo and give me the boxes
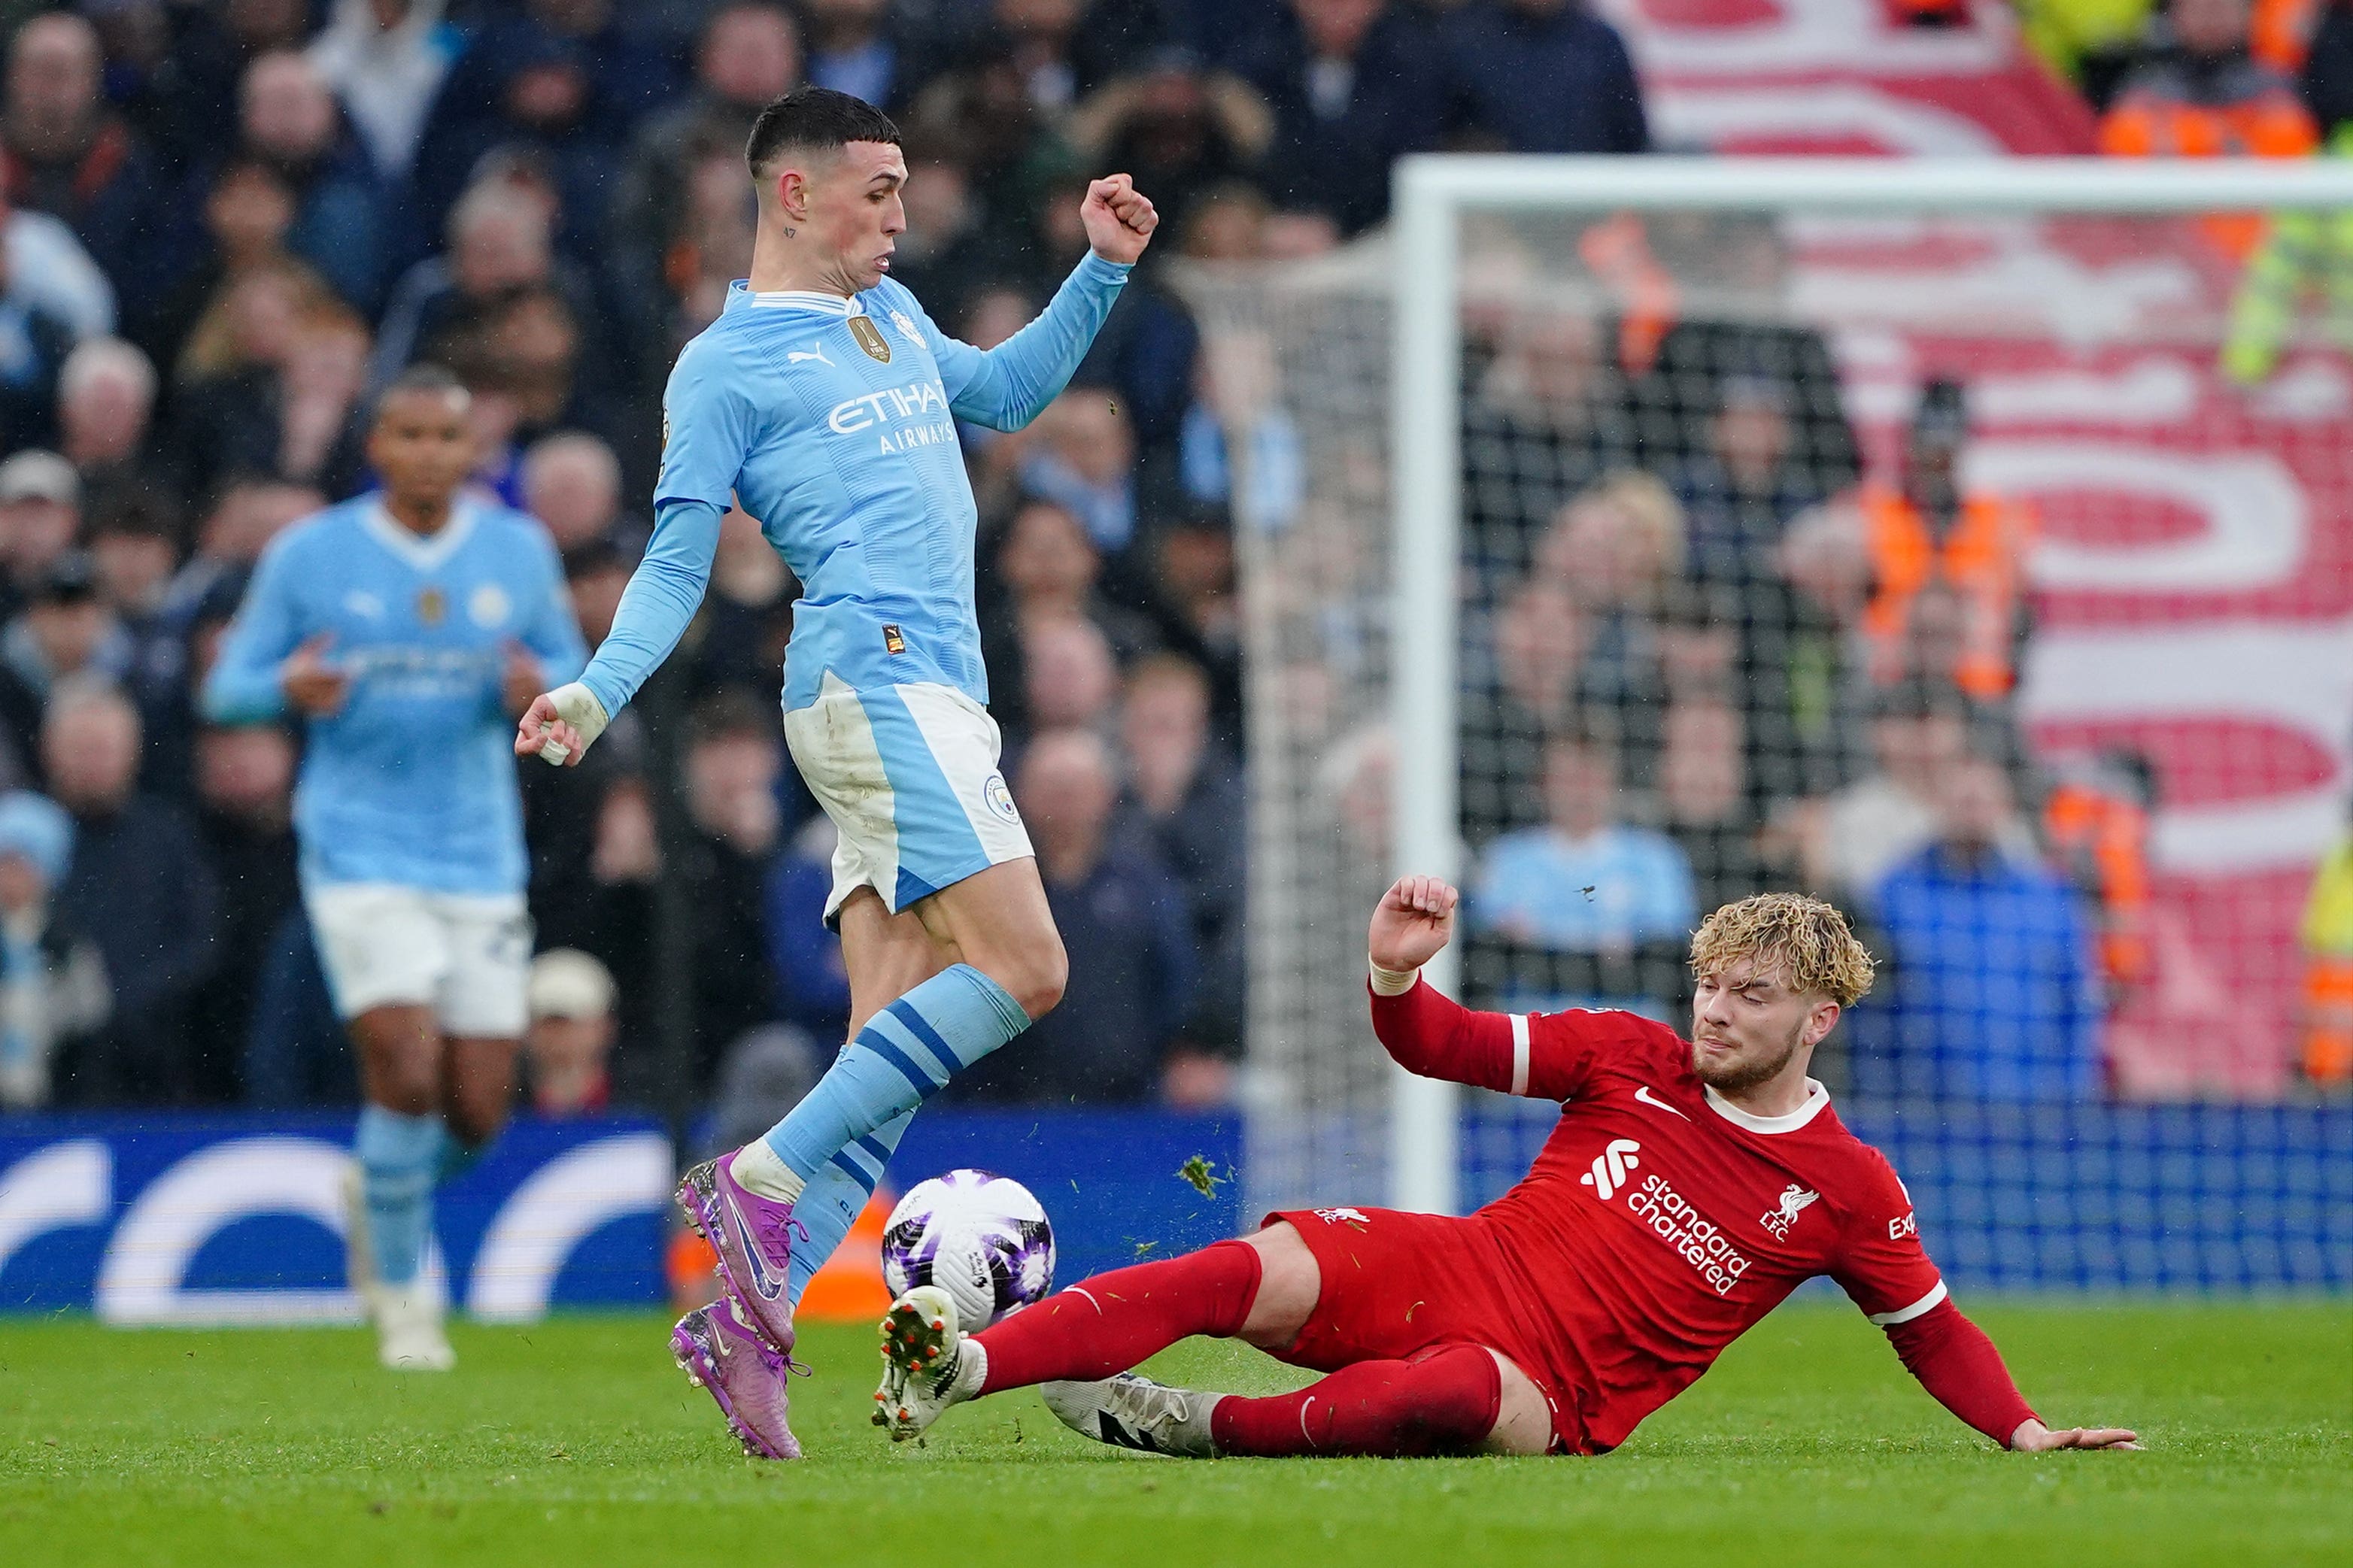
[1580,1139,1641,1201]
[827,378,952,436]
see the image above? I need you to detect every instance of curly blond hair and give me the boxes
[1689,893,1875,1007]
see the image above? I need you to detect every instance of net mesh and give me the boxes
[1185,196,2353,1288]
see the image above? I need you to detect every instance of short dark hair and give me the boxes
[372,362,469,428]
[745,86,900,181]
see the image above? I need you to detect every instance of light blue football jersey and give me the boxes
[202,495,587,895]
[578,253,1130,717]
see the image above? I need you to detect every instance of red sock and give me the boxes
[975,1239,1262,1394]
[1209,1344,1502,1457]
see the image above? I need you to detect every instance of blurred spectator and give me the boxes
[1469,720,1696,953]
[1669,377,1829,591]
[1228,0,1444,235]
[132,0,316,178]
[374,174,597,395]
[901,31,1073,234]
[306,0,465,183]
[0,450,82,620]
[2100,0,2318,254]
[1022,611,1120,734]
[806,0,921,111]
[56,338,160,490]
[1862,751,2104,1101]
[1528,471,1683,769]
[85,488,193,790]
[232,50,391,313]
[680,689,785,1079]
[2222,11,2353,387]
[156,478,324,648]
[764,814,852,1042]
[1119,652,1245,1075]
[685,503,795,699]
[0,226,73,449]
[0,553,132,781]
[961,727,1194,1104]
[138,156,300,374]
[410,0,680,254]
[1859,380,2034,702]
[2018,0,2158,109]
[522,430,638,554]
[0,787,107,1109]
[1,12,166,288]
[187,723,303,1102]
[2300,803,2353,1081]
[526,948,618,1113]
[444,282,642,493]
[1462,310,1639,583]
[1659,697,1768,916]
[1067,47,1272,239]
[610,3,800,351]
[171,274,370,502]
[989,0,1152,115]
[887,141,1022,329]
[1014,387,1139,554]
[2,190,116,341]
[44,679,221,1105]
[1438,0,1647,155]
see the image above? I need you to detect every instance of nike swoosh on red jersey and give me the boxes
[1634,1086,1691,1121]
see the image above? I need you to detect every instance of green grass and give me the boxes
[1,1303,2346,1566]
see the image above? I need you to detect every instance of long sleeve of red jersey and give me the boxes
[1367,978,1522,1093]
[1884,1300,2039,1448]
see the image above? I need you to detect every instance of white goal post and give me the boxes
[1388,156,2353,1218]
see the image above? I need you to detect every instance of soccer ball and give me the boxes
[879,1169,1055,1328]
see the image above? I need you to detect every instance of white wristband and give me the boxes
[1368,956,1420,996]
[535,681,610,766]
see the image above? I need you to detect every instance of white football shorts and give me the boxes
[782,674,1034,927]
[304,882,534,1038]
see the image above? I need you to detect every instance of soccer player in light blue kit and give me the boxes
[515,87,1155,1457]
[206,365,587,1371]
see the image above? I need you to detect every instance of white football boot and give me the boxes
[1041,1373,1220,1457]
[345,1161,454,1372]
[873,1285,987,1441]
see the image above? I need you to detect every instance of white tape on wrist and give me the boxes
[1368,957,1421,996]
[534,681,610,767]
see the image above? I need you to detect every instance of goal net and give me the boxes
[1183,159,2353,1290]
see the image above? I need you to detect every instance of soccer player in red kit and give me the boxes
[873,877,2140,1458]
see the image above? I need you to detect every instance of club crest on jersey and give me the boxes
[849,316,892,362]
[1759,1184,1820,1241]
[891,308,922,345]
[416,586,446,626]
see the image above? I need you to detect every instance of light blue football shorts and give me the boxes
[782,673,1034,926]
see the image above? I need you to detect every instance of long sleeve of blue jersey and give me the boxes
[906,252,1131,430]
[576,253,1130,720]
[200,535,303,724]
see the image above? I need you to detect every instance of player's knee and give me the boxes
[445,1099,507,1151]
[366,1060,439,1117]
[1001,934,1068,1021]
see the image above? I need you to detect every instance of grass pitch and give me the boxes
[2,1302,2345,1567]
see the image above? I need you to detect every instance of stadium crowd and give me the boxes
[0,0,2342,1119]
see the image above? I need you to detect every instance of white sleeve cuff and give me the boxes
[1368,957,1420,996]
[1867,1279,1949,1326]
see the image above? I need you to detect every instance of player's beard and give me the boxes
[1690,1015,1808,1095]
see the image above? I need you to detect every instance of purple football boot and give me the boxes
[676,1151,801,1354]
[672,1297,801,1460]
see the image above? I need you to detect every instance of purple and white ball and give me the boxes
[880,1169,1055,1328]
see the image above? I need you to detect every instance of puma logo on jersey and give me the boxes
[788,345,833,365]
[1759,1184,1820,1241]
[1580,1139,1641,1201]
[1634,1085,1690,1121]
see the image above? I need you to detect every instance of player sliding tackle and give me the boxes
[876,878,2140,1458]
[513,87,1155,1457]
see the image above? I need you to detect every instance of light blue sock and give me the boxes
[355,1104,442,1287]
[787,1107,914,1306]
[761,963,1028,1182]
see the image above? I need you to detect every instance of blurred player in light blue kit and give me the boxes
[205,365,587,1370]
[514,86,1155,1457]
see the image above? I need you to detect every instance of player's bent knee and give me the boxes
[1480,1352,1555,1456]
[1237,1222,1320,1348]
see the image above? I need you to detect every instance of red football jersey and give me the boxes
[1468,1003,1946,1451]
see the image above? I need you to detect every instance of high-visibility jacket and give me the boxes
[1860,484,2035,699]
[2222,126,2353,383]
[2252,0,2322,72]
[2043,782,2153,987]
[2098,58,2320,257]
[2302,833,2353,1081]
